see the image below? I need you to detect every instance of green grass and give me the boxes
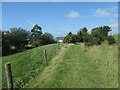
[0,57,2,89]
[1,41,118,88]
[1,43,62,88]
[113,34,120,43]
[26,43,118,88]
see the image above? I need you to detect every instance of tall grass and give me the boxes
[0,57,2,89]
[84,43,118,87]
[35,42,118,88]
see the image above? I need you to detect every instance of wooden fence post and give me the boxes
[5,63,13,90]
[44,49,48,67]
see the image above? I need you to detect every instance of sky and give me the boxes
[1,0,120,2]
[2,2,118,37]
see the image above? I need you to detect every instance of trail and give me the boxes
[26,44,71,88]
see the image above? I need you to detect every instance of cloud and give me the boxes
[67,11,80,19]
[92,6,118,18]
[95,8,111,17]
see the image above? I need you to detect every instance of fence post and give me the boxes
[44,49,48,67]
[5,63,13,90]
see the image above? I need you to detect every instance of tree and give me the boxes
[8,28,29,49]
[31,24,42,39]
[88,26,112,46]
[2,31,11,55]
[91,26,111,42]
[0,30,1,56]
[73,34,82,42]
[76,31,83,42]
[77,27,89,44]
[0,30,2,48]
[41,33,54,45]
[63,26,115,46]
[63,32,76,43]
[30,24,43,46]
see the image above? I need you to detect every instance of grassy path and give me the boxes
[26,44,71,87]
[27,43,118,88]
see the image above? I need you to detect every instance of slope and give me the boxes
[2,43,63,88]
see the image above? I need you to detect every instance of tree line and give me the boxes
[63,26,116,46]
[2,24,56,56]
[1,25,116,56]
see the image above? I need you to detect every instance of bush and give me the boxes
[32,40,42,47]
[63,32,76,43]
[91,37,101,45]
[107,36,116,45]
[41,33,54,45]
[84,42,92,46]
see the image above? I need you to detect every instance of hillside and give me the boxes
[1,40,118,88]
[2,43,63,88]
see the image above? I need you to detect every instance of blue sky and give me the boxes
[2,2,118,37]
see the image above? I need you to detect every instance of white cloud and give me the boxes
[95,8,111,17]
[67,11,80,19]
[92,6,118,18]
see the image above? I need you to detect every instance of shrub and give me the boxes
[107,36,116,45]
[63,32,76,43]
[91,37,101,45]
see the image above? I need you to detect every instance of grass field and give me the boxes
[26,42,118,88]
[1,43,62,88]
[0,57,2,89]
[1,38,119,88]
